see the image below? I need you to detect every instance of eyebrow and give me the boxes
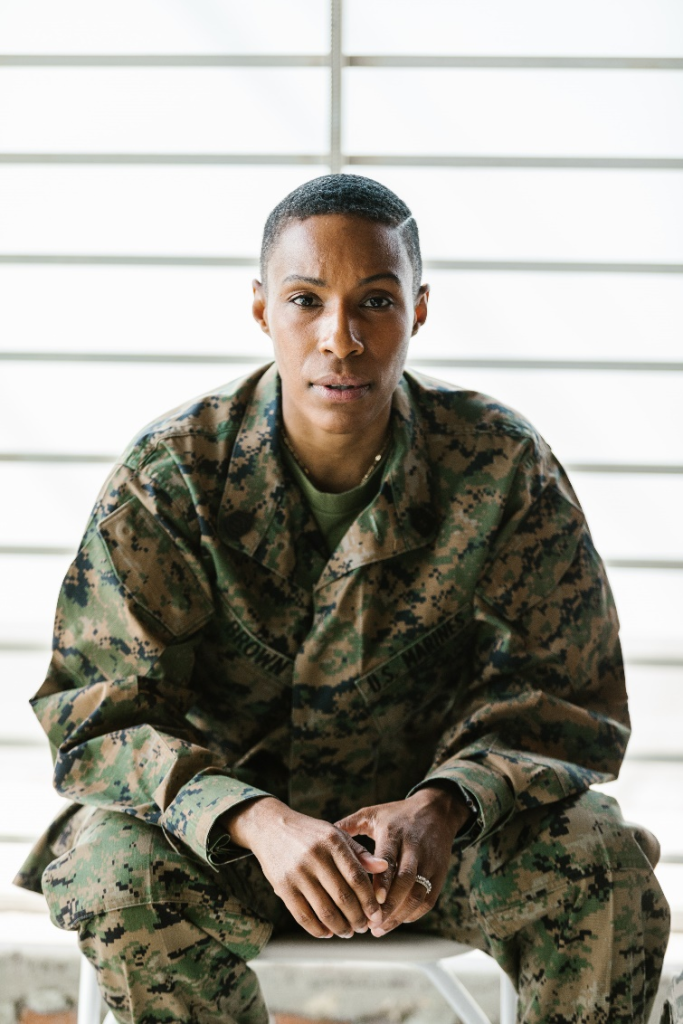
[359,272,402,287]
[281,272,402,287]
[282,275,326,286]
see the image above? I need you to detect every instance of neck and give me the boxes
[282,408,392,493]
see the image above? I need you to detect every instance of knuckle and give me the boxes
[396,867,416,885]
[318,905,340,925]
[346,867,367,888]
[277,879,296,900]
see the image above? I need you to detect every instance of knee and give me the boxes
[488,789,663,896]
[561,790,661,878]
[628,822,661,868]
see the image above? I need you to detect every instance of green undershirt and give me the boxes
[282,444,384,553]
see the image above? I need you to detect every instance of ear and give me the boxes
[252,279,270,335]
[411,283,429,337]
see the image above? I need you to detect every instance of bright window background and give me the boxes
[1,0,682,944]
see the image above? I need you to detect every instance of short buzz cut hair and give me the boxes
[260,173,422,296]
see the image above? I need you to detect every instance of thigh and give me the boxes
[420,789,661,939]
[463,788,665,941]
[41,809,287,1024]
[417,789,670,1022]
[40,807,287,947]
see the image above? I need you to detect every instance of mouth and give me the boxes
[310,377,372,403]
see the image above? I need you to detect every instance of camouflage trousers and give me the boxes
[40,790,670,1024]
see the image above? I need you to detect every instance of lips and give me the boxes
[313,375,370,389]
[310,376,372,403]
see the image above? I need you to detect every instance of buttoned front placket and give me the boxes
[217,366,441,823]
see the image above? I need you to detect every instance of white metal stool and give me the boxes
[79,931,518,1024]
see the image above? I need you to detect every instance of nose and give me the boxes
[318,301,363,360]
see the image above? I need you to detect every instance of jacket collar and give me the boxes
[218,364,439,585]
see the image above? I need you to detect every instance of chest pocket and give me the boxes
[99,496,213,641]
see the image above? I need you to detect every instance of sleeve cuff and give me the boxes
[160,768,272,868]
[410,761,515,843]
[206,822,253,869]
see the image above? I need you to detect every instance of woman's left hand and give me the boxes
[335,785,471,935]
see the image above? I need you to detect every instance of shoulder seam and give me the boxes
[125,425,240,473]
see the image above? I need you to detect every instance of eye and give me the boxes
[362,295,393,309]
[291,294,321,307]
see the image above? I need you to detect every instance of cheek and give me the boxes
[379,336,411,377]
[271,334,312,384]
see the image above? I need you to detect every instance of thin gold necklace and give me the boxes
[281,429,391,488]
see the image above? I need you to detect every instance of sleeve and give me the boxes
[410,439,629,844]
[30,450,271,870]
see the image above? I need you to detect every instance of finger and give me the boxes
[358,850,389,874]
[314,863,375,934]
[376,883,432,934]
[281,887,334,940]
[301,878,365,939]
[374,876,434,935]
[329,840,384,927]
[336,816,389,894]
[346,832,388,877]
[338,817,398,904]
[400,875,439,925]
[342,837,388,880]
[362,823,399,906]
[370,850,420,935]
[335,809,373,839]
[369,842,399,905]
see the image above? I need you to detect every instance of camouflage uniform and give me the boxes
[15,364,669,1022]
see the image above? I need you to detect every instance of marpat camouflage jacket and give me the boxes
[17,363,629,891]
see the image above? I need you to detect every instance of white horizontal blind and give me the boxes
[1,0,682,922]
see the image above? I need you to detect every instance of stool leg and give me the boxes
[499,970,518,1024]
[417,962,492,1024]
[78,955,102,1024]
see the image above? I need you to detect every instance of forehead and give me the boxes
[268,214,412,285]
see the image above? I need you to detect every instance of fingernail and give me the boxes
[369,909,383,924]
[376,889,387,905]
[342,931,354,939]
[371,928,386,937]
[355,925,368,934]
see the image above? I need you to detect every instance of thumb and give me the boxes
[344,834,388,874]
[369,834,399,906]
[358,850,389,874]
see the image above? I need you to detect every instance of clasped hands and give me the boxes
[222,785,470,940]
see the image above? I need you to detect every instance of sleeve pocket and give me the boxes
[99,496,213,640]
